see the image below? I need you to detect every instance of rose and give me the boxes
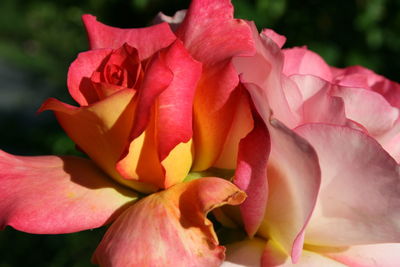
[221,25,400,266]
[0,0,266,266]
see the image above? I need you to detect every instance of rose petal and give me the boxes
[67,48,112,106]
[290,75,348,125]
[262,239,347,267]
[295,124,400,246]
[282,47,332,82]
[214,86,254,169]
[233,22,299,128]
[176,0,255,170]
[332,85,400,137]
[82,14,176,60]
[0,150,137,234]
[240,78,321,263]
[315,243,400,267]
[39,89,156,193]
[117,40,201,188]
[234,112,270,237]
[93,177,246,267]
[222,238,346,267]
[261,29,287,48]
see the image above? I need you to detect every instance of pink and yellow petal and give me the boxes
[93,177,246,267]
[316,243,400,267]
[176,0,255,170]
[117,40,201,189]
[223,238,346,267]
[39,89,156,193]
[0,151,137,234]
[82,14,176,60]
[239,78,320,262]
[295,124,400,247]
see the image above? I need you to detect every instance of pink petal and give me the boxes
[93,177,246,267]
[295,124,400,246]
[222,238,346,267]
[234,113,270,237]
[82,14,176,60]
[320,243,400,267]
[117,40,201,189]
[290,75,348,126]
[175,0,255,170]
[332,65,400,109]
[239,75,320,262]
[332,86,399,137]
[67,48,112,106]
[261,29,287,48]
[282,47,332,82]
[233,22,300,129]
[0,150,137,234]
[259,117,321,263]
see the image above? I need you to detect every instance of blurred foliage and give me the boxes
[0,0,399,266]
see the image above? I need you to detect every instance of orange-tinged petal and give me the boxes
[93,177,246,267]
[117,40,201,189]
[39,89,157,193]
[214,86,254,169]
[0,150,137,234]
[176,0,255,170]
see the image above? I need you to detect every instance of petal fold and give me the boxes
[82,14,176,60]
[176,0,255,170]
[234,113,270,237]
[93,177,246,267]
[295,124,400,247]
[39,90,156,193]
[0,151,137,234]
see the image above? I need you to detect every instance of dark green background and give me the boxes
[0,0,399,266]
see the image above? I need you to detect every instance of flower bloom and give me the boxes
[222,23,400,266]
[1,0,400,266]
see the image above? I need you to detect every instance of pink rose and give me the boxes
[223,25,400,266]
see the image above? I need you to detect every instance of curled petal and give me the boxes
[176,0,255,170]
[296,124,400,247]
[93,178,246,267]
[233,22,299,128]
[261,29,287,48]
[290,75,348,125]
[234,113,270,237]
[67,48,112,106]
[117,40,201,189]
[282,47,332,82]
[82,14,176,60]
[0,151,137,234]
[39,89,156,193]
[241,78,320,263]
[332,85,399,137]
